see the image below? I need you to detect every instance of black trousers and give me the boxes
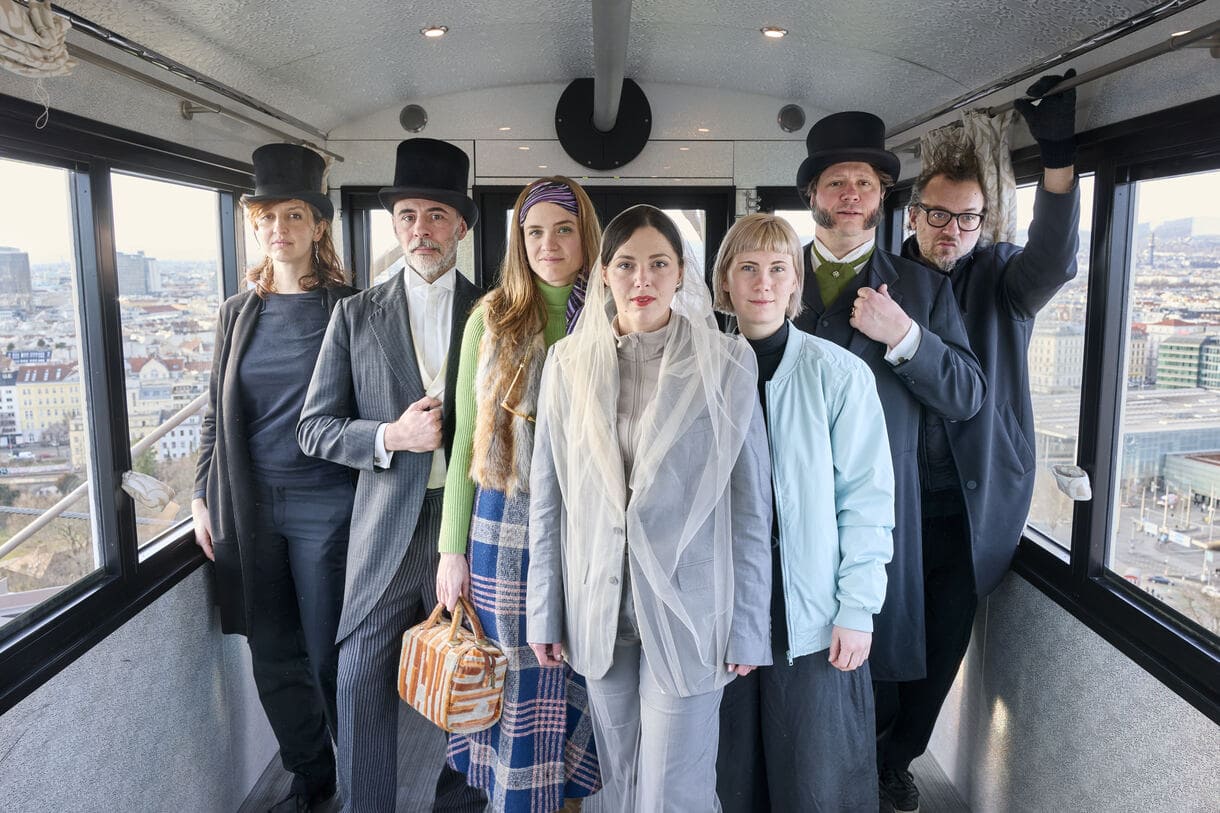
[876,505,978,772]
[718,650,877,813]
[248,480,353,796]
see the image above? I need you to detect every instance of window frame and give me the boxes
[0,93,252,714]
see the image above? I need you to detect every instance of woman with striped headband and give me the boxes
[437,177,602,811]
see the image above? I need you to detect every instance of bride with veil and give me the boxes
[526,205,773,812]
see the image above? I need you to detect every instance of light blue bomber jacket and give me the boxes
[765,323,896,663]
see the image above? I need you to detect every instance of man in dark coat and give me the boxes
[791,112,986,690]
[298,138,485,813]
[877,73,1081,812]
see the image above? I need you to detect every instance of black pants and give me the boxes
[248,480,352,797]
[718,650,877,813]
[876,505,978,771]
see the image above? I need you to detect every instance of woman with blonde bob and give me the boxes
[437,177,602,811]
[710,214,896,813]
[526,205,773,812]
[192,143,357,810]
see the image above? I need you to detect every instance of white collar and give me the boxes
[403,265,457,291]
[812,235,875,265]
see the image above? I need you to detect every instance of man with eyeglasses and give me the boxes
[877,72,1081,812]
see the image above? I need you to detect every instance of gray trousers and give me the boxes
[584,571,724,813]
[335,490,485,813]
[717,648,876,813]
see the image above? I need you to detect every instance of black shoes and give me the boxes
[879,766,920,812]
[269,776,336,813]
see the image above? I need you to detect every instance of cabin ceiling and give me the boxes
[59,0,1169,135]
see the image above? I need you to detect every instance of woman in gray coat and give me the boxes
[526,205,773,812]
[191,144,357,811]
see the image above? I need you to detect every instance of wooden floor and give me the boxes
[241,707,969,812]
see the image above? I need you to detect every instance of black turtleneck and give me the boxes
[745,320,789,419]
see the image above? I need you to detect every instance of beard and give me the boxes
[404,238,459,281]
[812,203,883,230]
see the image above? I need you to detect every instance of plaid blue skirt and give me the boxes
[447,487,601,812]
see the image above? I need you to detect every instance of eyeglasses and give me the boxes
[914,203,986,232]
[500,361,535,423]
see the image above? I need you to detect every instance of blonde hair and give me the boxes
[244,199,346,298]
[712,213,805,318]
[482,176,601,345]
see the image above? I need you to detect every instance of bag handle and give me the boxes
[428,597,491,646]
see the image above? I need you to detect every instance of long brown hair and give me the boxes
[244,199,347,298]
[482,176,600,347]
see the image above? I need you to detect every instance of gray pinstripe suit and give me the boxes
[299,268,483,812]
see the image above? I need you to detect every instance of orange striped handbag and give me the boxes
[397,597,508,734]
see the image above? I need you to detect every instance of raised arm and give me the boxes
[1005,69,1081,318]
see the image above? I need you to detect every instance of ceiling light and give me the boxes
[538,165,548,169]
[498,126,512,131]
[697,127,710,133]
[679,146,690,151]
[1172,29,1192,36]
[420,25,448,38]
[761,26,788,39]
[518,145,530,150]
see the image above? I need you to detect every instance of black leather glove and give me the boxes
[1014,68,1077,169]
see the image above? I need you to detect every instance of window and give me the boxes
[1020,175,1095,551]
[110,172,225,550]
[1108,168,1220,636]
[1009,95,1220,725]
[0,94,250,713]
[0,157,100,631]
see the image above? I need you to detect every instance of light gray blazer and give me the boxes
[526,324,774,697]
[298,270,478,641]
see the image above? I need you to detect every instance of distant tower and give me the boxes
[1149,228,1156,267]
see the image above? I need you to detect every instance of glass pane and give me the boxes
[1023,175,1095,549]
[662,209,707,277]
[1109,167,1220,636]
[0,156,101,629]
[110,172,224,550]
[773,209,816,247]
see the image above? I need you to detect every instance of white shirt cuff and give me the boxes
[884,322,922,365]
[374,423,394,469]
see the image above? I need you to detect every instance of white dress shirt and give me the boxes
[810,236,921,364]
[374,265,455,487]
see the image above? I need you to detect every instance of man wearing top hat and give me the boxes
[789,111,985,768]
[299,138,485,812]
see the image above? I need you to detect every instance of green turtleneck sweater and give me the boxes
[438,279,573,554]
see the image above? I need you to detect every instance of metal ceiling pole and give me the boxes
[24,1,332,144]
[67,46,344,162]
[887,9,1220,143]
[591,0,632,132]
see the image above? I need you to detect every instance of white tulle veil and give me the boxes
[538,216,759,694]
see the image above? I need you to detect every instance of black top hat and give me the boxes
[378,138,479,226]
[795,112,901,198]
[243,143,334,221]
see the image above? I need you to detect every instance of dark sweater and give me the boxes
[239,291,349,487]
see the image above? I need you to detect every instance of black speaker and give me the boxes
[778,104,805,133]
[399,104,428,133]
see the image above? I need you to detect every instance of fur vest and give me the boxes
[469,320,545,498]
